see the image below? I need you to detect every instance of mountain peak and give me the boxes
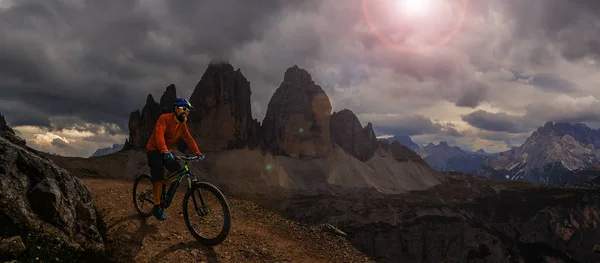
[283,65,313,85]
[159,84,177,113]
[146,94,156,105]
[438,141,449,147]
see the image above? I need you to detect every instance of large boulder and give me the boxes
[0,134,104,259]
[186,61,255,152]
[261,65,333,157]
[330,109,378,161]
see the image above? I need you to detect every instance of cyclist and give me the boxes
[146,98,203,220]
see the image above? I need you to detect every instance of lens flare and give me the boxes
[362,0,469,54]
[399,0,429,16]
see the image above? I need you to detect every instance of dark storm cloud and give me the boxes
[502,0,600,62]
[0,0,289,131]
[462,110,529,133]
[3,0,600,157]
[531,73,578,93]
[455,82,489,108]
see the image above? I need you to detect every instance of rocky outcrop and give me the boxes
[330,109,378,161]
[0,114,14,135]
[276,174,600,263]
[262,65,333,157]
[125,85,177,149]
[159,84,177,114]
[0,113,25,148]
[0,132,104,260]
[388,141,426,164]
[386,135,425,156]
[186,61,255,152]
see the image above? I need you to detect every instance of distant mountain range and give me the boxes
[387,121,600,187]
[478,121,600,186]
[384,135,500,174]
[90,143,124,157]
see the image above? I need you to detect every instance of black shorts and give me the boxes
[146,151,182,182]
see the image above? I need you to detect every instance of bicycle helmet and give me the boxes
[173,98,193,110]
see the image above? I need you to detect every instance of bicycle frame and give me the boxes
[161,160,197,208]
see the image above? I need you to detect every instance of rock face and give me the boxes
[262,65,333,157]
[159,84,177,114]
[330,109,378,161]
[0,114,14,135]
[126,85,178,149]
[278,174,600,263]
[186,61,255,152]
[0,133,104,258]
[479,122,600,185]
[388,141,427,164]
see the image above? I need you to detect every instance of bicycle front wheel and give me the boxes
[182,182,231,246]
[133,173,155,217]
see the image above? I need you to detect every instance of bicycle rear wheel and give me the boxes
[133,173,155,216]
[182,182,231,246]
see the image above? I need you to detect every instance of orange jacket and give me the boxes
[146,113,201,155]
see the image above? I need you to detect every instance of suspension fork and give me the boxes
[190,182,208,215]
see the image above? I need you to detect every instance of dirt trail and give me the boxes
[82,178,372,263]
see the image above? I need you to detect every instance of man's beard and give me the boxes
[176,113,187,123]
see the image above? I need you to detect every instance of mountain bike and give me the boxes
[132,155,231,246]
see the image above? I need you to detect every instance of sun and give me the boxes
[397,0,430,16]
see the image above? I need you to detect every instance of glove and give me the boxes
[163,151,174,161]
[196,154,205,161]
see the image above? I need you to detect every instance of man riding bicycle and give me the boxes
[146,98,203,220]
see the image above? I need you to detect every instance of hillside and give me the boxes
[84,178,370,263]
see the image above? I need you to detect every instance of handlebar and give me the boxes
[174,155,205,161]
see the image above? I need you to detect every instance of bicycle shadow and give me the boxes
[149,240,219,263]
[106,213,158,262]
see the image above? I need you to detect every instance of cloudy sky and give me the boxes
[2,0,600,157]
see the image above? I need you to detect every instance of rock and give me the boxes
[389,141,426,164]
[0,113,26,148]
[319,224,347,237]
[159,84,177,114]
[261,65,333,157]
[125,85,178,149]
[282,179,600,263]
[186,61,254,152]
[247,119,261,150]
[0,236,25,258]
[0,114,14,135]
[330,109,378,161]
[0,135,104,256]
